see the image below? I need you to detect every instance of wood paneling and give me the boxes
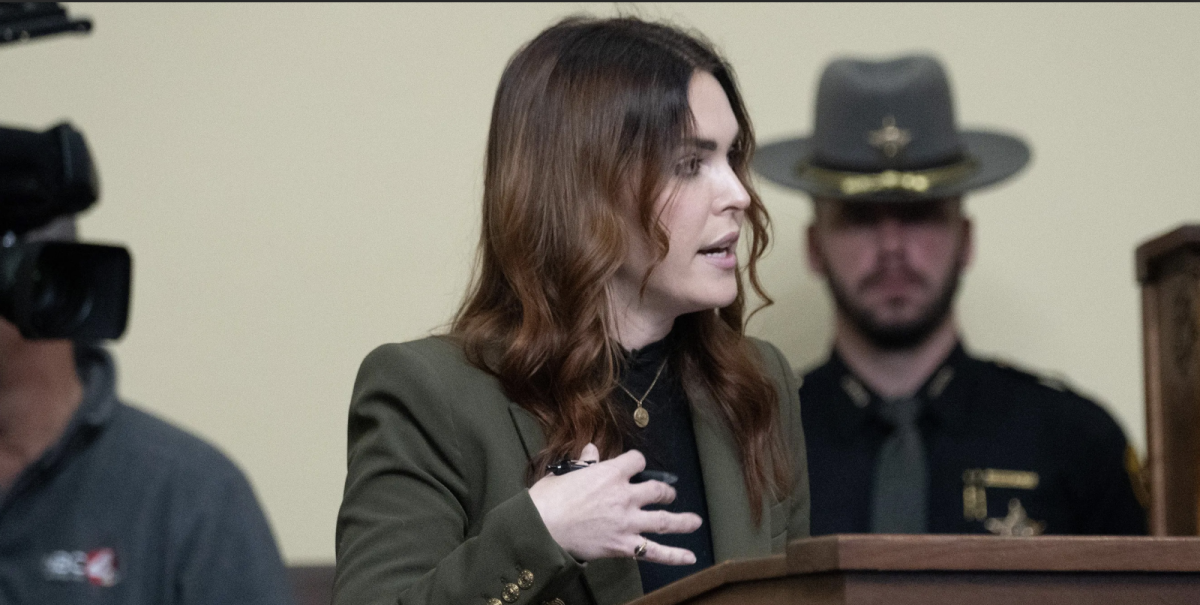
[1137,224,1200,535]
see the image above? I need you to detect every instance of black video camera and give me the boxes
[1,3,129,341]
[1,3,91,45]
[0,123,131,340]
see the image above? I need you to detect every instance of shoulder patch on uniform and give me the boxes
[1125,445,1151,511]
[987,357,1074,393]
[1037,376,1068,392]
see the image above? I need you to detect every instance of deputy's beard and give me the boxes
[824,259,963,351]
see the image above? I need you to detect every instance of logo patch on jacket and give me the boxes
[43,548,121,587]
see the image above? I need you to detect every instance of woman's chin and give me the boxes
[678,285,739,315]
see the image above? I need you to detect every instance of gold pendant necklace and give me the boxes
[618,358,667,429]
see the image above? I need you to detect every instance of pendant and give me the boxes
[633,406,650,428]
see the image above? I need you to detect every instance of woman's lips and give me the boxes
[698,235,738,269]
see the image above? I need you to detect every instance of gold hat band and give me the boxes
[796,157,979,196]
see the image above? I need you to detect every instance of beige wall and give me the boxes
[2,3,1197,563]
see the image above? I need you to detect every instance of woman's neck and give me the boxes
[610,295,675,350]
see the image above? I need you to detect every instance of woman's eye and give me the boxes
[675,156,702,177]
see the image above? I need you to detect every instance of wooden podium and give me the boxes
[628,535,1200,605]
[1137,224,1200,535]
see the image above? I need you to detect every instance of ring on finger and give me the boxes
[633,539,649,558]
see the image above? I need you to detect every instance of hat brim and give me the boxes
[752,130,1031,199]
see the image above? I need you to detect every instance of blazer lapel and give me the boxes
[689,384,773,561]
[506,403,644,605]
[508,402,546,459]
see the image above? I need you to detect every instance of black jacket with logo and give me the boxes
[0,345,294,604]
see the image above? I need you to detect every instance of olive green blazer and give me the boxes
[334,336,809,605]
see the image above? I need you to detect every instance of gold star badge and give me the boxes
[868,115,912,159]
[984,498,1046,537]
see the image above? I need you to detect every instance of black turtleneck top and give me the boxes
[615,335,714,593]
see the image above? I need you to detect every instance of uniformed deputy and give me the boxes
[752,55,1146,536]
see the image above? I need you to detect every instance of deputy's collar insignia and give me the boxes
[926,366,955,399]
[868,115,912,159]
[984,498,1046,537]
[840,376,871,408]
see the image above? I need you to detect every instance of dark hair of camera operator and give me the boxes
[334,16,809,605]
[0,216,295,604]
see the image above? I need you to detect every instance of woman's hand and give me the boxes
[528,443,702,565]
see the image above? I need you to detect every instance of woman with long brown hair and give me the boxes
[334,16,808,605]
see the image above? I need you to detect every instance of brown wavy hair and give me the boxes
[451,16,789,521]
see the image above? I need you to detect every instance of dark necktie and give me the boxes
[870,396,929,533]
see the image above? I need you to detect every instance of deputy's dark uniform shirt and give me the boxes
[801,343,1147,536]
[0,345,294,604]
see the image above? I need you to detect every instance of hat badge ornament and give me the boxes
[868,116,911,159]
[752,55,1031,201]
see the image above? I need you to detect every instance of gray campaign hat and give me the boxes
[753,55,1030,200]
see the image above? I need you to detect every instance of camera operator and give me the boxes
[0,127,294,603]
